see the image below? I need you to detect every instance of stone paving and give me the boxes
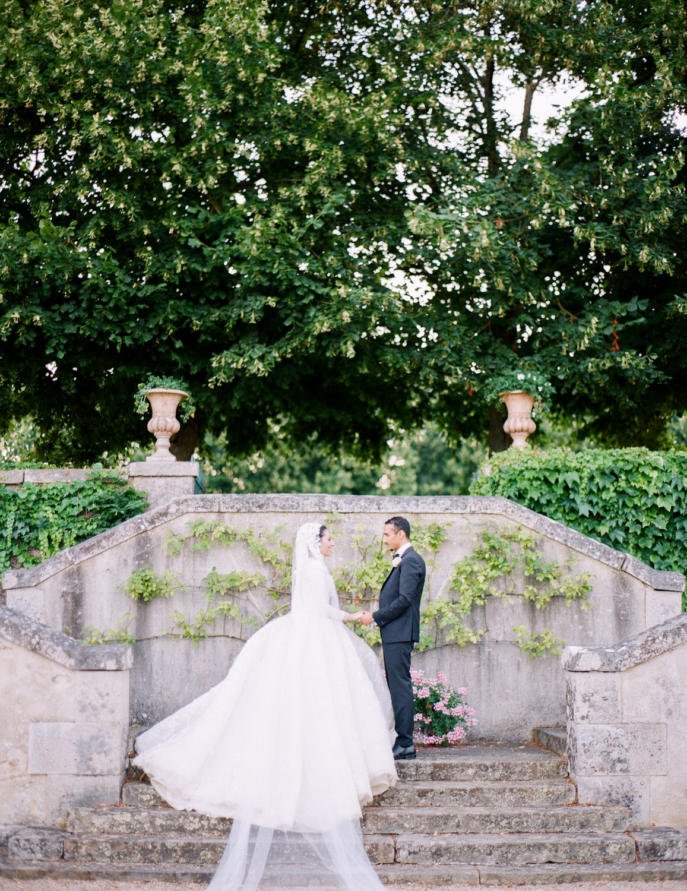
[1,879,686,890]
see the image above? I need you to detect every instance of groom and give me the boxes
[360,516,426,760]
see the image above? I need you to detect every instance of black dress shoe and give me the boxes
[392,743,416,760]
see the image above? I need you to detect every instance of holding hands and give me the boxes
[345,610,373,625]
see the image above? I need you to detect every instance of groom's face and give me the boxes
[383,523,405,552]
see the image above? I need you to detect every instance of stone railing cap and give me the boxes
[0,604,133,671]
[562,612,687,672]
[1,494,683,593]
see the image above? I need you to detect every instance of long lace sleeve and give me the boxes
[325,571,348,621]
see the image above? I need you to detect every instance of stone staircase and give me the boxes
[3,741,687,886]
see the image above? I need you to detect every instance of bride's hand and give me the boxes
[345,611,363,623]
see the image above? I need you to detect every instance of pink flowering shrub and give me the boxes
[412,668,477,746]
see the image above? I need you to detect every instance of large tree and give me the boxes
[0,0,685,463]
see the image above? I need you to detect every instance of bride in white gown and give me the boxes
[133,521,397,889]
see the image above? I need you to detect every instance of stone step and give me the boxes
[4,858,687,887]
[477,861,687,885]
[69,801,629,839]
[634,827,687,861]
[122,780,168,807]
[68,806,233,837]
[54,832,396,867]
[378,778,576,808]
[11,826,641,869]
[532,725,567,756]
[123,776,576,810]
[395,745,568,781]
[394,831,636,866]
[364,804,630,835]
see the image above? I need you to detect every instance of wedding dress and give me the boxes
[133,522,397,889]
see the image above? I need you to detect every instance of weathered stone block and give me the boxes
[28,722,126,776]
[0,469,24,486]
[646,591,684,628]
[571,723,666,776]
[576,775,650,826]
[23,469,90,484]
[566,673,620,724]
[8,828,66,861]
[621,646,687,723]
[635,827,687,861]
[127,461,199,509]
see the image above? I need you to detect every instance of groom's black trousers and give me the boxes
[382,641,414,748]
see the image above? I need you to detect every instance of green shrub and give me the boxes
[0,473,148,573]
[470,447,687,610]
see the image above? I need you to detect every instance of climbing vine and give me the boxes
[125,568,180,602]
[78,519,592,658]
[418,525,592,653]
[331,516,447,646]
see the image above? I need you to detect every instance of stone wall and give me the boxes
[2,494,683,739]
[0,468,91,487]
[564,612,687,827]
[0,605,131,828]
[0,462,198,509]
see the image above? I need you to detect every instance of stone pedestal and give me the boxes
[127,461,199,509]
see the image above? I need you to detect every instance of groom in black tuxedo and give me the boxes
[361,516,426,760]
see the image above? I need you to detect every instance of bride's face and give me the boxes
[319,528,334,557]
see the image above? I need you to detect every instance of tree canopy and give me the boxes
[1,0,685,463]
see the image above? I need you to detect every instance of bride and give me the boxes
[133,521,397,889]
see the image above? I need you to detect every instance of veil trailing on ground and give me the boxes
[207,521,388,890]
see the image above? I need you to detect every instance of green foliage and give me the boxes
[1,1,685,462]
[133,375,196,423]
[171,568,264,644]
[79,613,136,646]
[204,425,486,496]
[483,369,555,407]
[418,525,591,653]
[0,473,147,572]
[125,568,178,602]
[332,520,448,647]
[471,447,687,609]
[513,626,565,659]
[170,520,291,589]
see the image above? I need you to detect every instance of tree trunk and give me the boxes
[488,404,512,454]
[519,81,537,142]
[170,417,200,461]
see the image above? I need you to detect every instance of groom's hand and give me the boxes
[359,611,373,625]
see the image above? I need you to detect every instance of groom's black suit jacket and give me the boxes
[373,547,426,643]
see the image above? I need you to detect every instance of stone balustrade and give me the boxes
[2,494,682,739]
[0,605,132,827]
[564,612,687,827]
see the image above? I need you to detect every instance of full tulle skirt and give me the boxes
[134,612,396,888]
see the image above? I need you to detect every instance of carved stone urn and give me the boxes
[499,390,536,450]
[144,389,188,461]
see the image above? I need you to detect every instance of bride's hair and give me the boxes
[318,525,327,540]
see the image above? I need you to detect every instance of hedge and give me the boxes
[470,447,687,610]
[0,473,148,573]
